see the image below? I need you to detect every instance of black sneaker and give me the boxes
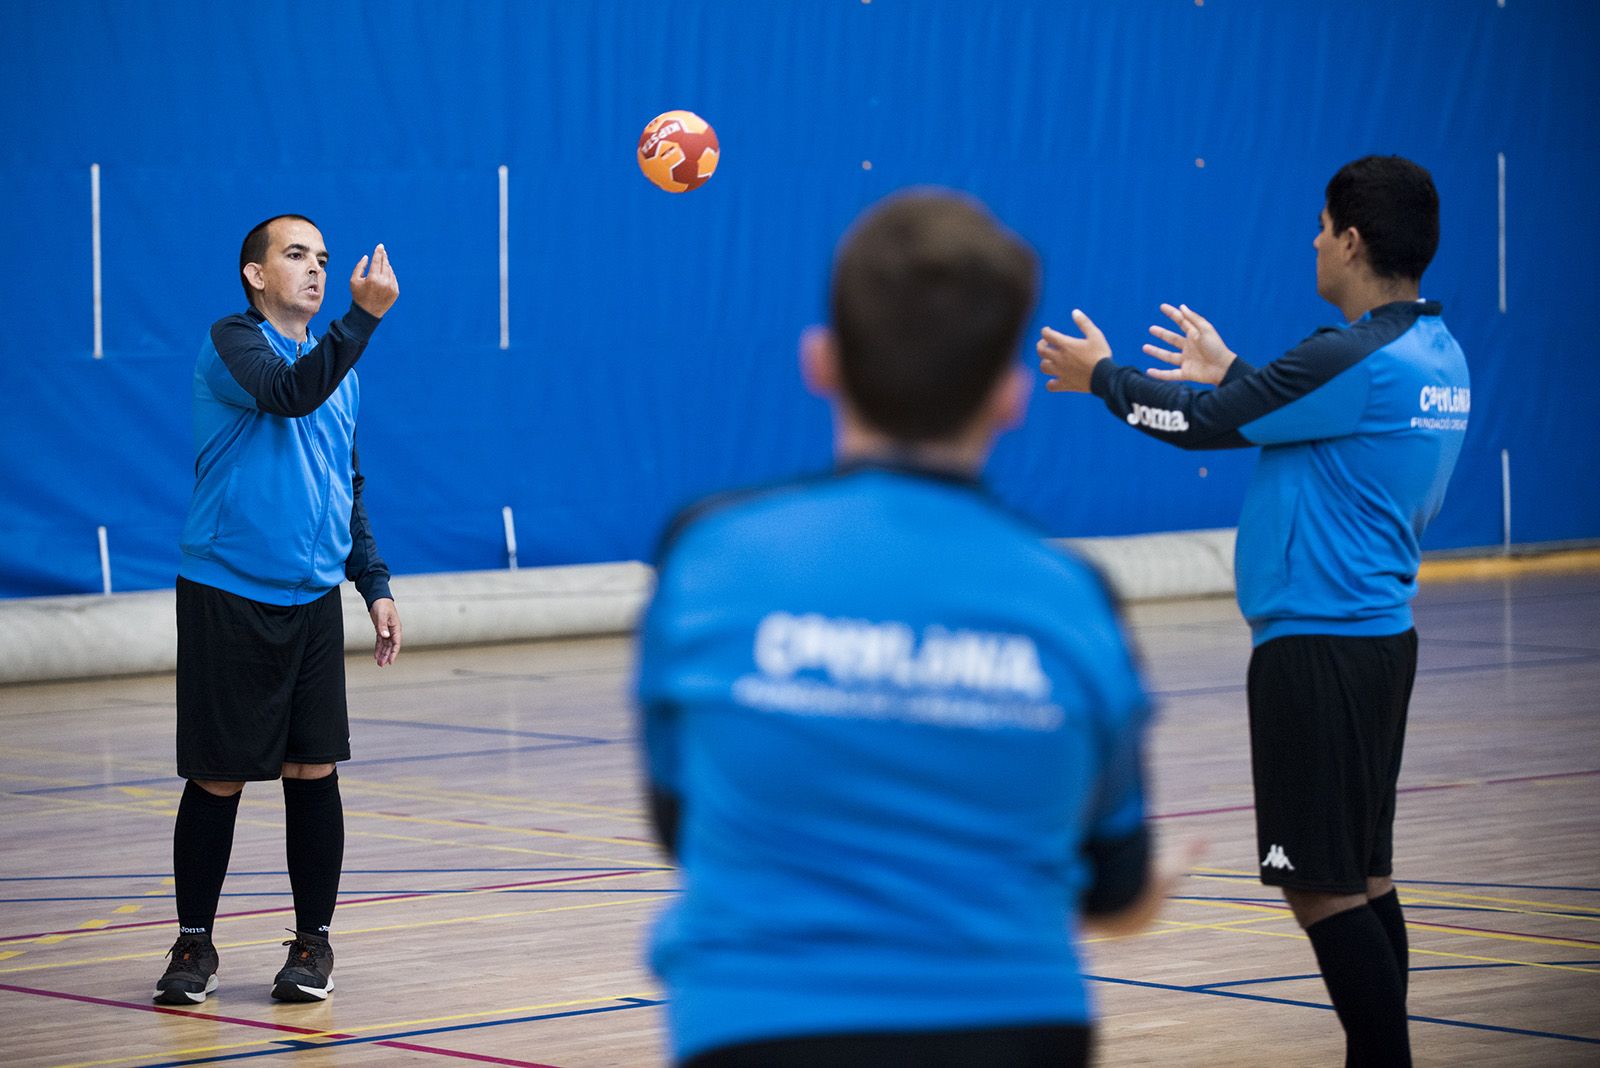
[271,931,335,1002]
[153,935,219,1005]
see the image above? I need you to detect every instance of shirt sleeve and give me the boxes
[345,440,393,606]
[207,304,382,417]
[1088,324,1372,450]
[634,571,684,854]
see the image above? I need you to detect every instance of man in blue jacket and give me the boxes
[638,191,1189,1067]
[154,215,401,1006]
[1038,156,1469,1067]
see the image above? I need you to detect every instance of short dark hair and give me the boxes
[830,191,1038,442]
[1324,156,1439,282]
[239,214,318,307]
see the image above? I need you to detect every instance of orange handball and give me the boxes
[637,110,720,193]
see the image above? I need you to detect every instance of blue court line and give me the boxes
[1192,960,1600,991]
[343,739,604,768]
[1084,974,1600,1045]
[0,867,668,882]
[13,776,178,796]
[0,888,679,902]
[350,715,613,745]
[135,996,666,1068]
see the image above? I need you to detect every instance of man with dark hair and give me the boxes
[1038,155,1470,1066]
[637,190,1191,1067]
[154,215,401,1005]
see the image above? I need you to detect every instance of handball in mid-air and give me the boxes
[637,110,719,193]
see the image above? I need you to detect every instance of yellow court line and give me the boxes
[342,778,646,819]
[3,789,662,867]
[341,805,657,850]
[0,875,673,966]
[1400,887,1600,916]
[1190,868,1600,917]
[1419,548,1600,582]
[1402,895,1600,925]
[48,990,665,1068]
[1179,896,1600,953]
[1147,902,1600,974]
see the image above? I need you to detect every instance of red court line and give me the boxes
[1152,767,1600,821]
[379,1042,562,1067]
[0,869,652,945]
[0,981,564,1067]
[0,980,334,1034]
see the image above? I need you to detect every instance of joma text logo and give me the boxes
[1127,403,1190,432]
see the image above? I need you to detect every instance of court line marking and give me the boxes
[0,871,669,952]
[126,998,664,1068]
[1,790,663,868]
[2,979,657,1068]
[1192,958,1600,991]
[1084,973,1600,1045]
[0,867,669,883]
[349,716,611,744]
[1164,895,1600,972]
[1150,767,1600,821]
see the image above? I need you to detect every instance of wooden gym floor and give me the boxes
[0,567,1596,1066]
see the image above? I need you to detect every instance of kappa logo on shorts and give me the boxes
[1261,844,1295,871]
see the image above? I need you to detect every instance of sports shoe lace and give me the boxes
[166,936,210,963]
[281,933,331,962]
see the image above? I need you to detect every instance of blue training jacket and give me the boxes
[178,304,391,607]
[637,462,1152,1061]
[1090,300,1470,644]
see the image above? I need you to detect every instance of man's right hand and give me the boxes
[350,243,400,318]
[1143,303,1236,385]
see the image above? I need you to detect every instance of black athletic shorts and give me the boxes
[175,577,350,781]
[1247,629,1418,894]
[684,1023,1092,1068]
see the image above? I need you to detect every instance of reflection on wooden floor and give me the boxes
[1,570,1596,1067]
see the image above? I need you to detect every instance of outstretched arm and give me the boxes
[1040,307,1366,451]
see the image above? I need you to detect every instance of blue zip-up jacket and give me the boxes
[178,304,392,607]
[1089,300,1469,644]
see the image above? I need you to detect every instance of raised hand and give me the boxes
[1143,303,1236,385]
[350,243,400,318]
[1037,309,1112,393]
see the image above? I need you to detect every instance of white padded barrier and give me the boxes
[0,562,655,685]
[0,531,1238,685]
[1055,527,1236,603]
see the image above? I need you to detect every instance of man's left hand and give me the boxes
[370,598,402,666]
[1038,310,1111,393]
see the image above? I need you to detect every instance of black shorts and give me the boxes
[684,1023,1091,1068]
[175,577,350,781]
[1247,629,1418,894]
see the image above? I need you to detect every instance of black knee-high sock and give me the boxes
[173,781,241,938]
[283,772,344,937]
[1306,906,1412,1068]
[1367,889,1410,997]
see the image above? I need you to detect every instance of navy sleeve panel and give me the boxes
[345,441,393,606]
[210,304,381,418]
[1080,825,1152,916]
[1088,304,1427,451]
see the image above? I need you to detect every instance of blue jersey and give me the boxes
[636,463,1151,1061]
[179,305,390,607]
[1089,300,1469,644]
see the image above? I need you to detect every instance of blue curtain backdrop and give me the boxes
[2,0,1596,596]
